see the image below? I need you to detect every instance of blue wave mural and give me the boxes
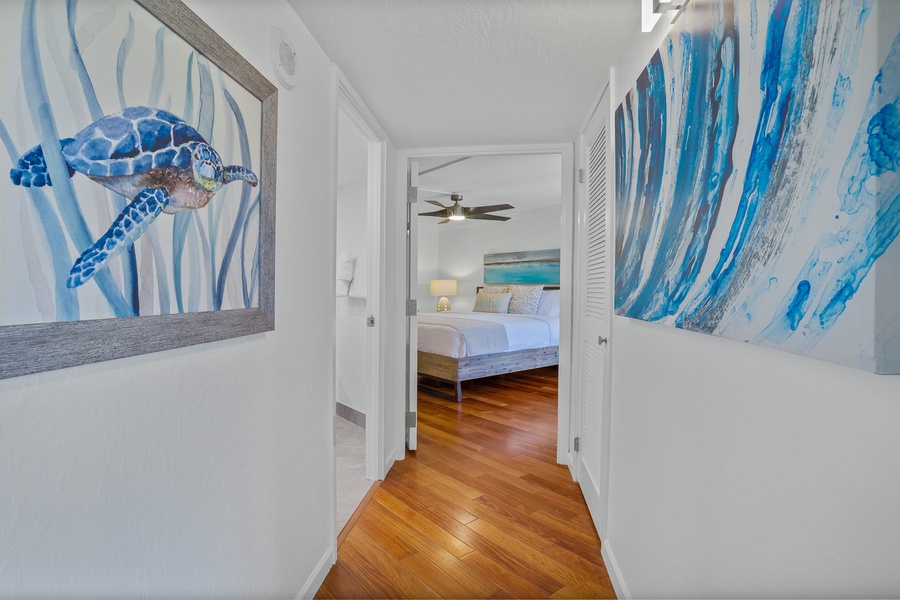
[484,249,561,285]
[0,0,262,326]
[615,0,900,373]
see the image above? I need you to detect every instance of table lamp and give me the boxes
[430,279,458,312]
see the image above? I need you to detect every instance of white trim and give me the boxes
[383,448,396,476]
[335,66,389,142]
[295,547,335,600]
[326,62,339,579]
[401,142,573,158]
[394,142,575,467]
[601,541,630,600]
[578,81,612,135]
[333,66,391,482]
[570,82,615,542]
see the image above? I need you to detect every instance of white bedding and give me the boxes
[417,311,560,358]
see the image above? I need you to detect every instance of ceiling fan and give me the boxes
[419,193,514,224]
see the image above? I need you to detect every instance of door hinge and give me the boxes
[578,168,585,184]
[367,315,376,327]
[573,436,580,452]
[407,186,418,203]
[406,299,417,316]
[406,411,417,427]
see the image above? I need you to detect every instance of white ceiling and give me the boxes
[415,154,561,218]
[288,0,641,148]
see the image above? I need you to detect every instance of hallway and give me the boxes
[316,367,616,599]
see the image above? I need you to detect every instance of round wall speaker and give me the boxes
[270,27,299,90]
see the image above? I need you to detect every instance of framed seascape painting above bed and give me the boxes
[0,0,277,380]
[417,249,562,402]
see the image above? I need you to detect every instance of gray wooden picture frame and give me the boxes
[0,0,278,380]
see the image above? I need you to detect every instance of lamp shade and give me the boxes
[429,279,458,297]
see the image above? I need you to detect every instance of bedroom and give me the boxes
[414,153,563,404]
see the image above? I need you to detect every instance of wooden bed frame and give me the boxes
[417,346,559,403]
[417,284,560,403]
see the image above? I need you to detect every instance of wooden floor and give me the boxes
[316,367,616,599]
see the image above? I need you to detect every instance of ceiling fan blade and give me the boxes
[465,204,515,216]
[467,214,511,221]
[426,200,450,209]
[419,209,450,217]
[438,218,451,224]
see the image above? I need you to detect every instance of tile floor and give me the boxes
[334,416,371,533]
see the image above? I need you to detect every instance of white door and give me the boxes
[405,160,419,451]
[573,87,612,536]
[335,70,388,481]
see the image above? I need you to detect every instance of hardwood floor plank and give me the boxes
[459,541,562,598]
[402,482,479,525]
[342,527,442,599]
[466,518,601,592]
[400,553,486,599]
[315,561,379,600]
[354,511,418,561]
[316,366,615,599]
[364,500,506,598]
[373,489,477,558]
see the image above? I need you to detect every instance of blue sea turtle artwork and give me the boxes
[9,106,258,288]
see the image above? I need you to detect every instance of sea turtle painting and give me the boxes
[9,106,258,288]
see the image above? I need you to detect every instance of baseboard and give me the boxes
[602,540,630,600]
[382,448,396,478]
[335,401,366,429]
[295,547,334,600]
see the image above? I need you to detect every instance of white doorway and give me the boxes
[398,144,575,462]
[332,69,387,536]
[570,85,613,540]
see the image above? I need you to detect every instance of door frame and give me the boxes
[332,65,389,483]
[394,143,575,465]
[570,84,615,540]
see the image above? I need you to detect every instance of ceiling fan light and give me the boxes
[448,203,466,220]
[448,214,465,221]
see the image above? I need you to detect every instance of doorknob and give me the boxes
[598,335,607,346]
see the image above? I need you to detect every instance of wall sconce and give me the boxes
[430,279,458,312]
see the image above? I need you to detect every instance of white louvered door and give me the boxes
[575,87,612,535]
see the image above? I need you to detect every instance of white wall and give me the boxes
[0,1,338,596]
[336,113,369,416]
[416,218,439,311]
[603,8,900,598]
[430,207,562,311]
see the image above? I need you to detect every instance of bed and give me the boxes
[416,285,560,402]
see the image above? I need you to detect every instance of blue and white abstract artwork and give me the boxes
[0,0,262,326]
[615,0,900,373]
[484,249,560,285]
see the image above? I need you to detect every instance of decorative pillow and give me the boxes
[473,292,512,313]
[508,284,544,314]
[481,285,509,294]
[537,290,561,316]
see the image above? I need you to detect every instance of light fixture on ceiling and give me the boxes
[419,193,514,224]
[448,204,466,221]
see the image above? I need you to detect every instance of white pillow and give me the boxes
[508,284,543,314]
[537,290,560,316]
[481,285,509,294]
[473,292,512,313]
